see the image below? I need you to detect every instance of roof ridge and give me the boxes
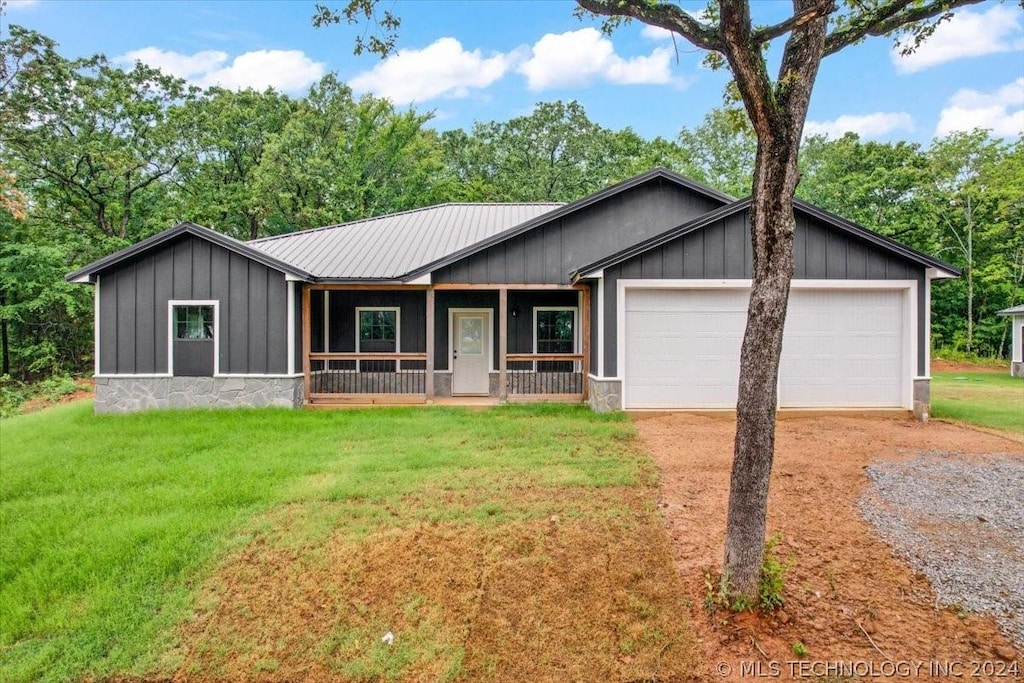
[248,201,566,245]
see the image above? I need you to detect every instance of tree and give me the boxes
[174,87,296,240]
[316,0,1001,603]
[677,106,756,197]
[438,100,695,202]
[255,74,443,232]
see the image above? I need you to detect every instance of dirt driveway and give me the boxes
[636,413,1023,681]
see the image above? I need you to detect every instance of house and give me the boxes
[66,168,959,417]
[996,305,1024,377]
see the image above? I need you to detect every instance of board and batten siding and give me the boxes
[601,210,930,377]
[97,234,291,375]
[433,179,724,285]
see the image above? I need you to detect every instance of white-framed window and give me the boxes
[356,307,400,371]
[533,307,578,372]
[174,305,214,340]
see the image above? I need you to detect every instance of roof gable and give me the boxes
[66,222,314,283]
[404,168,734,280]
[573,198,960,280]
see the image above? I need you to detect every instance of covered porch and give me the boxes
[301,284,591,406]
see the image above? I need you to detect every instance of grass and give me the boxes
[0,401,688,683]
[931,370,1024,434]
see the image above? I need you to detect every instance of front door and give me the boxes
[452,313,490,395]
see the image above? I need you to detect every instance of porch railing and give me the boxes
[308,352,427,403]
[504,353,585,399]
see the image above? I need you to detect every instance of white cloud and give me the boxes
[804,112,915,139]
[117,47,228,79]
[518,28,673,91]
[114,47,325,93]
[348,37,515,105]
[892,5,1024,74]
[936,78,1024,138]
[641,25,675,41]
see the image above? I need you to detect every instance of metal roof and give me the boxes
[66,222,314,283]
[249,203,561,280]
[573,197,961,280]
[997,305,1024,316]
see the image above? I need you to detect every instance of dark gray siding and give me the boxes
[433,179,723,285]
[601,211,930,376]
[97,234,291,375]
[309,290,427,355]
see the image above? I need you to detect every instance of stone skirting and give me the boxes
[912,377,931,421]
[587,376,622,413]
[1012,361,1023,378]
[94,376,304,413]
[432,372,499,398]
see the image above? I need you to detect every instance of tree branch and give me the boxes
[824,0,988,56]
[574,0,723,52]
[751,2,836,45]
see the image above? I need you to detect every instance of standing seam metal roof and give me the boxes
[248,203,562,280]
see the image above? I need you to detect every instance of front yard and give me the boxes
[0,403,694,682]
[931,370,1024,434]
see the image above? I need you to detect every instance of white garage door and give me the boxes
[623,288,906,409]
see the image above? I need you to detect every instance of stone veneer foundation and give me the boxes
[1012,361,1023,378]
[587,376,622,413]
[912,378,931,421]
[94,376,304,413]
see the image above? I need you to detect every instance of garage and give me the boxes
[622,286,910,410]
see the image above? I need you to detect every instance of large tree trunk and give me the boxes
[722,138,800,597]
[717,0,829,601]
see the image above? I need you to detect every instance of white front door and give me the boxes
[452,313,490,395]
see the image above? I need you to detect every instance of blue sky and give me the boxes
[4,0,1022,143]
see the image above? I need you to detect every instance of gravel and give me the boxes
[859,451,1024,648]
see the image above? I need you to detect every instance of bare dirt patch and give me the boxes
[168,486,701,683]
[932,359,1008,374]
[637,413,1023,681]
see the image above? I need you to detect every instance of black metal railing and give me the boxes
[505,354,585,395]
[308,353,427,396]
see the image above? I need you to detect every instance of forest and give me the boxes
[1,24,1022,389]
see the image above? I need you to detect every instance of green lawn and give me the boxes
[0,402,691,682]
[931,371,1024,433]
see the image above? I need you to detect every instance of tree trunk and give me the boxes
[721,137,800,599]
[717,0,829,602]
[1,290,9,376]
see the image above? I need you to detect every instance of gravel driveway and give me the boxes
[860,452,1024,648]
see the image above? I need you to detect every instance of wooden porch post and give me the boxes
[425,287,435,403]
[301,284,311,405]
[498,287,508,402]
[580,284,591,400]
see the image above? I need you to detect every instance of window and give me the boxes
[174,305,213,340]
[535,308,576,372]
[357,308,399,371]
[359,309,397,345]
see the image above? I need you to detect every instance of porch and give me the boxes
[301,284,591,406]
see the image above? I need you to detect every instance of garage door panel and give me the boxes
[624,287,907,409]
[780,289,904,407]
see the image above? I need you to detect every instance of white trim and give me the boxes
[532,305,580,372]
[923,276,931,378]
[926,266,959,280]
[587,373,622,381]
[93,275,101,377]
[596,275,605,376]
[168,299,220,377]
[96,373,303,379]
[285,273,306,282]
[287,281,296,376]
[406,273,432,285]
[355,306,401,371]
[448,308,494,373]
[616,279,918,411]
[72,274,92,284]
